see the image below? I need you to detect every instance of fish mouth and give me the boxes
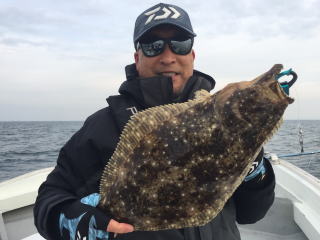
[258,64,295,104]
[276,80,295,104]
[273,65,295,104]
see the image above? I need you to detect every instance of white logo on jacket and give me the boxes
[126,106,138,115]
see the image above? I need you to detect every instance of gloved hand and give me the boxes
[244,150,266,182]
[59,193,110,240]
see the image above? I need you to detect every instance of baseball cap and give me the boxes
[133,3,196,45]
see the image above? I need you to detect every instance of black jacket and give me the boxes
[34,64,275,240]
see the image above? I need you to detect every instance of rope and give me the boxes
[278,150,320,158]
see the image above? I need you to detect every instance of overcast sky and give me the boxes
[1,0,319,121]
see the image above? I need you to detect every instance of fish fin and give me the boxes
[193,89,211,100]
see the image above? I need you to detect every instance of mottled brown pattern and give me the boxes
[99,64,294,231]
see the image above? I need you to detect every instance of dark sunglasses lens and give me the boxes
[140,40,165,57]
[170,38,193,55]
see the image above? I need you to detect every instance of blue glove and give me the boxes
[59,193,110,240]
[244,149,266,182]
[245,156,266,182]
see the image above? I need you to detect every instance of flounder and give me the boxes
[99,64,294,231]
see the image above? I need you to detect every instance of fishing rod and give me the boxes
[275,69,320,161]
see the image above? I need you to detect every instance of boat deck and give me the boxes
[6,197,309,240]
[1,160,319,240]
[239,197,308,240]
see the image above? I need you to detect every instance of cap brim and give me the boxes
[134,22,196,43]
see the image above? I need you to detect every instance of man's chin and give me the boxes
[172,78,185,92]
[172,85,186,98]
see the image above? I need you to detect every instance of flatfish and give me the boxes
[99,64,294,231]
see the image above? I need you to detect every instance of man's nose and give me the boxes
[159,44,176,65]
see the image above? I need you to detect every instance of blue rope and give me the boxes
[278,150,320,158]
[276,68,293,80]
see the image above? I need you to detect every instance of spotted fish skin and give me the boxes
[99,64,293,231]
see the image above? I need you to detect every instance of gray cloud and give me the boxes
[0,36,52,47]
[1,0,320,120]
[0,7,75,35]
[0,1,135,52]
[187,0,320,39]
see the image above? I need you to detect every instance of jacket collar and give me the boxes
[119,63,216,108]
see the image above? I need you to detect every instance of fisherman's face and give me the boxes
[134,26,195,94]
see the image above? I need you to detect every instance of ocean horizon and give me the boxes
[0,120,319,182]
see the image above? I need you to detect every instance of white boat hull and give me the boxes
[0,159,319,240]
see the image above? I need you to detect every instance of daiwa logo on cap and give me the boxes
[133,3,196,44]
[144,6,181,25]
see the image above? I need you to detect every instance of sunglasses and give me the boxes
[137,35,194,57]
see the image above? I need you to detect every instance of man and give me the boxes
[34,3,275,240]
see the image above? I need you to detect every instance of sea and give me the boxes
[0,120,319,183]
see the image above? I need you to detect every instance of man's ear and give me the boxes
[134,51,139,64]
[192,49,195,60]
